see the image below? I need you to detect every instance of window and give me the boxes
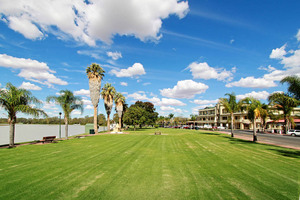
[222,117,227,120]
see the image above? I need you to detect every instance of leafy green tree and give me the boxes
[268,92,299,134]
[219,92,242,137]
[280,76,300,100]
[98,114,107,126]
[47,90,83,139]
[168,113,174,126]
[86,63,105,134]
[241,97,264,142]
[0,83,47,147]
[101,83,116,131]
[134,101,158,127]
[123,106,146,131]
[260,103,269,132]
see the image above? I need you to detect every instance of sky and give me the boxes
[0,0,300,119]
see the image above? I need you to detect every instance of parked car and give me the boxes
[287,129,300,136]
[217,126,226,130]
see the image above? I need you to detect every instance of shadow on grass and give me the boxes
[268,149,300,159]
[199,132,221,136]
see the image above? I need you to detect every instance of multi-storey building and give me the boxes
[194,103,300,131]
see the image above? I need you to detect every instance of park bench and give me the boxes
[155,132,161,135]
[41,136,56,143]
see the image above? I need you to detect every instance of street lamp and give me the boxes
[59,112,62,139]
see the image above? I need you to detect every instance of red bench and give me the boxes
[41,136,56,143]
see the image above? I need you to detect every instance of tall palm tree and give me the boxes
[101,83,116,131]
[268,92,299,134]
[86,63,105,134]
[241,97,263,142]
[168,113,174,126]
[47,90,83,139]
[280,76,300,100]
[260,103,269,133]
[0,83,47,147]
[114,92,125,128]
[219,92,241,137]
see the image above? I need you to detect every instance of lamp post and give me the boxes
[59,112,62,139]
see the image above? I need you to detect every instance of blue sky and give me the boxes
[0,0,300,118]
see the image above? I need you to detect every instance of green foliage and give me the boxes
[280,75,300,100]
[86,63,105,79]
[0,129,299,199]
[123,101,158,128]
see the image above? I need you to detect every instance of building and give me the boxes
[194,103,300,131]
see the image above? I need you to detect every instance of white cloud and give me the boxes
[160,80,209,99]
[187,62,234,81]
[230,39,234,44]
[81,97,92,106]
[107,51,122,60]
[85,105,93,110]
[0,0,189,45]
[8,16,43,40]
[160,106,183,113]
[0,54,67,87]
[258,65,276,72]
[296,29,300,41]
[226,77,277,88]
[110,63,146,78]
[120,82,128,86]
[74,89,90,96]
[42,101,58,110]
[236,91,270,100]
[19,82,42,90]
[143,82,151,86]
[72,110,82,115]
[127,92,185,106]
[192,99,218,105]
[269,44,287,59]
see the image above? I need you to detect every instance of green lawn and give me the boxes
[0,128,299,199]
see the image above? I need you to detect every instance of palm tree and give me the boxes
[219,92,241,137]
[86,63,105,134]
[260,103,269,133]
[268,92,299,134]
[47,90,83,139]
[241,97,263,142]
[280,76,300,100]
[0,83,47,147]
[168,113,174,126]
[101,83,116,131]
[114,92,125,128]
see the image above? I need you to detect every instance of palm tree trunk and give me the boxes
[253,119,257,142]
[65,116,68,139]
[9,119,15,148]
[119,117,122,130]
[231,113,234,137]
[107,113,110,131]
[94,106,98,134]
[284,116,288,134]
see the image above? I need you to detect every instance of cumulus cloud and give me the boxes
[226,77,277,88]
[0,54,67,87]
[160,80,209,99]
[120,82,128,86]
[192,99,218,105]
[19,82,42,90]
[187,62,234,81]
[107,51,122,60]
[85,105,93,110]
[81,97,92,106]
[74,89,90,96]
[42,101,58,110]
[160,106,183,113]
[236,91,270,100]
[127,92,185,106]
[0,0,189,45]
[269,44,287,59]
[110,63,146,78]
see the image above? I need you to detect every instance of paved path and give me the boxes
[220,130,300,150]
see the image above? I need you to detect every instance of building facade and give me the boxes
[195,103,300,131]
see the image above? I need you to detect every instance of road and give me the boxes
[222,130,300,150]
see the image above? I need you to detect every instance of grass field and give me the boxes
[0,128,299,199]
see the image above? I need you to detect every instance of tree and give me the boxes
[0,83,47,147]
[190,114,197,129]
[268,92,299,134]
[241,97,264,142]
[168,113,174,126]
[47,90,83,139]
[219,92,241,137]
[86,63,105,134]
[101,83,116,131]
[280,76,300,100]
[114,92,126,128]
[123,106,145,131]
[260,103,269,133]
[134,101,158,127]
